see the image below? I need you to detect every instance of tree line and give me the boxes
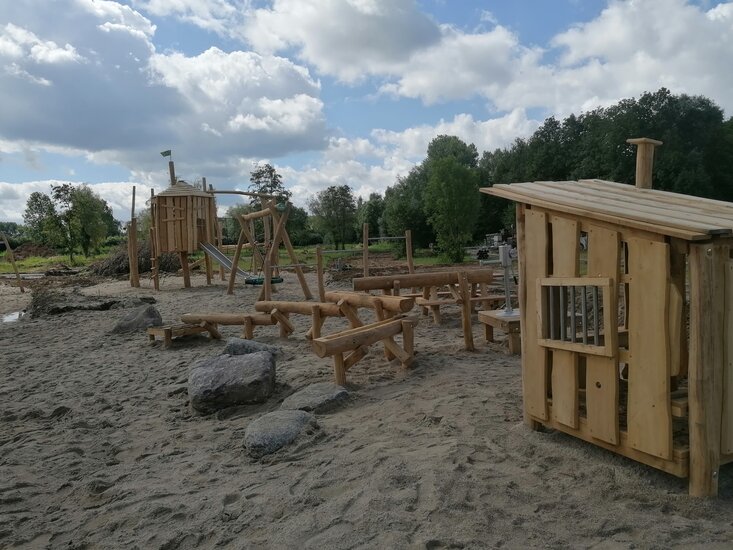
[8,88,733,263]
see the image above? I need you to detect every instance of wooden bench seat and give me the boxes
[147,322,221,349]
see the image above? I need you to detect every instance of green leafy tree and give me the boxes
[356,192,385,238]
[424,157,480,262]
[383,165,435,248]
[308,185,357,249]
[248,163,291,206]
[23,192,58,244]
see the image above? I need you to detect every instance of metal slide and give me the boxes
[199,241,252,278]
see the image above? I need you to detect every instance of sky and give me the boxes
[1,0,733,224]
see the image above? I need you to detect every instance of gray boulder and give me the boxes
[223,337,280,356]
[244,410,318,458]
[111,304,162,333]
[188,351,275,413]
[280,382,349,414]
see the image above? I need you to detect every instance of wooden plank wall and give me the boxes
[550,215,580,429]
[721,259,733,454]
[522,208,550,421]
[627,237,672,460]
[585,225,620,445]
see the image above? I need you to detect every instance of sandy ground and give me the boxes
[2,270,733,550]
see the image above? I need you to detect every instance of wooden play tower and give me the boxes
[483,138,733,496]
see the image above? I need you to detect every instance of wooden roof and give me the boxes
[156,182,211,198]
[481,179,733,241]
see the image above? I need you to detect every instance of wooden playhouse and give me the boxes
[150,181,217,288]
[482,144,733,496]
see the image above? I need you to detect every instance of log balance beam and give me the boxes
[312,315,417,385]
[180,312,276,339]
[352,269,494,351]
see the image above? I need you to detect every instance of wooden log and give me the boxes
[458,272,474,351]
[311,316,407,357]
[333,353,347,385]
[180,251,191,288]
[405,229,414,274]
[688,242,727,497]
[363,222,369,277]
[149,226,160,291]
[316,245,326,301]
[217,220,226,280]
[128,216,140,288]
[324,291,415,313]
[309,305,323,340]
[273,309,292,338]
[344,346,369,370]
[227,226,248,295]
[241,208,274,222]
[402,320,414,363]
[338,301,364,329]
[353,269,493,291]
[181,313,275,326]
[627,137,662,189]
[255,300,343,317]
[1,231,24,293]
[271,205,313,300]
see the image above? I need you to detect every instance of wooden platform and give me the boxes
[478,309,521,355]
[147,322,221,349]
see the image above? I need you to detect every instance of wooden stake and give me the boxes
[405,229,414,273]
[1,232,24,293]
[363,223,369,277]
[334,353,347,385]
[149,227,160,291]
[459,272,474,351]
[128,218,140,288]
[316,245,326,302]
[179,251,191,288]
[627,137,662,189]
[227,226,248,295]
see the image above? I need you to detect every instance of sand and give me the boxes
[1,271,733,549]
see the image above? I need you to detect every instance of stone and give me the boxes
[188,351,275,414]
[244,410,318,458]
[111,304,162,333]
[280,382,349,414]
[223,337,280,356]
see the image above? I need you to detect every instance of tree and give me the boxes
[248,163,291,206]
[22,184,116,260]
[356,192,385,238]
[426,135,479,169]
[383,165,435,248]
[23,192,58,244]
[423,157,480,262]
[308,185,357,249]
[0,222,23,239]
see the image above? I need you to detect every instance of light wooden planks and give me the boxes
[585,225,620,445]
[482,185,712,241]
[722,260,733,455]
[522,208,550,421]
[549,215,580,429]
[688,244,727,496]
[627,237,672,460]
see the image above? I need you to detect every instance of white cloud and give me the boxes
[242,0,441,82]
[133,0,247,36]
[0,23,84,65]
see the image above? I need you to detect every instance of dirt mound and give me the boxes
[89,241,180,277]
[10,243,57,260]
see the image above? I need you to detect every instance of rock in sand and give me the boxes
[188,351,275,414]
[280,382,349,414]
[244,410,318,458]
[111,304,162,333]
[223,337,280,356]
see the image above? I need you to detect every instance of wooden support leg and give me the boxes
[688,243,726,497]
[179,251,191,288]
[429,286,441,324]
[203,321,221,340]
[163,328,173,349]
[508,333,520,355]
[309,305,323,340]
[334,352,346,385]
[243,317,254,339]
[204,251,213,285]
[484,323,494,343]
[402,320,414,368]
[459,273,474,351]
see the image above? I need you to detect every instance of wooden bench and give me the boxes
[181,312,277,339]
[147,322,222,349]
[478,310,521,355]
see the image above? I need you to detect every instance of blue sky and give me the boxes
[1,0,732,223]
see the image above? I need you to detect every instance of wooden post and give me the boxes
[363,223,369,277]
[128,218,140,287]
[168,160,176,186]
[405,229,414,274]
[688,242,727,497]
[1,232,24,293]
[334,353,347,386]
[627,137,662,189]
[459,272,474,351]
[149,227,160,291]
[227,227,248,295]
[217,220,225,280]
[179,251,191,288]
[263,257,272,302]
[316,245,326,301]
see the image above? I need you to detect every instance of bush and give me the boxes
[89,241,180,276]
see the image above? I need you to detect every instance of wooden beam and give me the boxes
[0,232,23,293]
[353,269,493,291]
[316,245,326,301]
[324,291,415,313]
[627,137,662,189]
[311,316,408,357]
[255,300,342,317]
